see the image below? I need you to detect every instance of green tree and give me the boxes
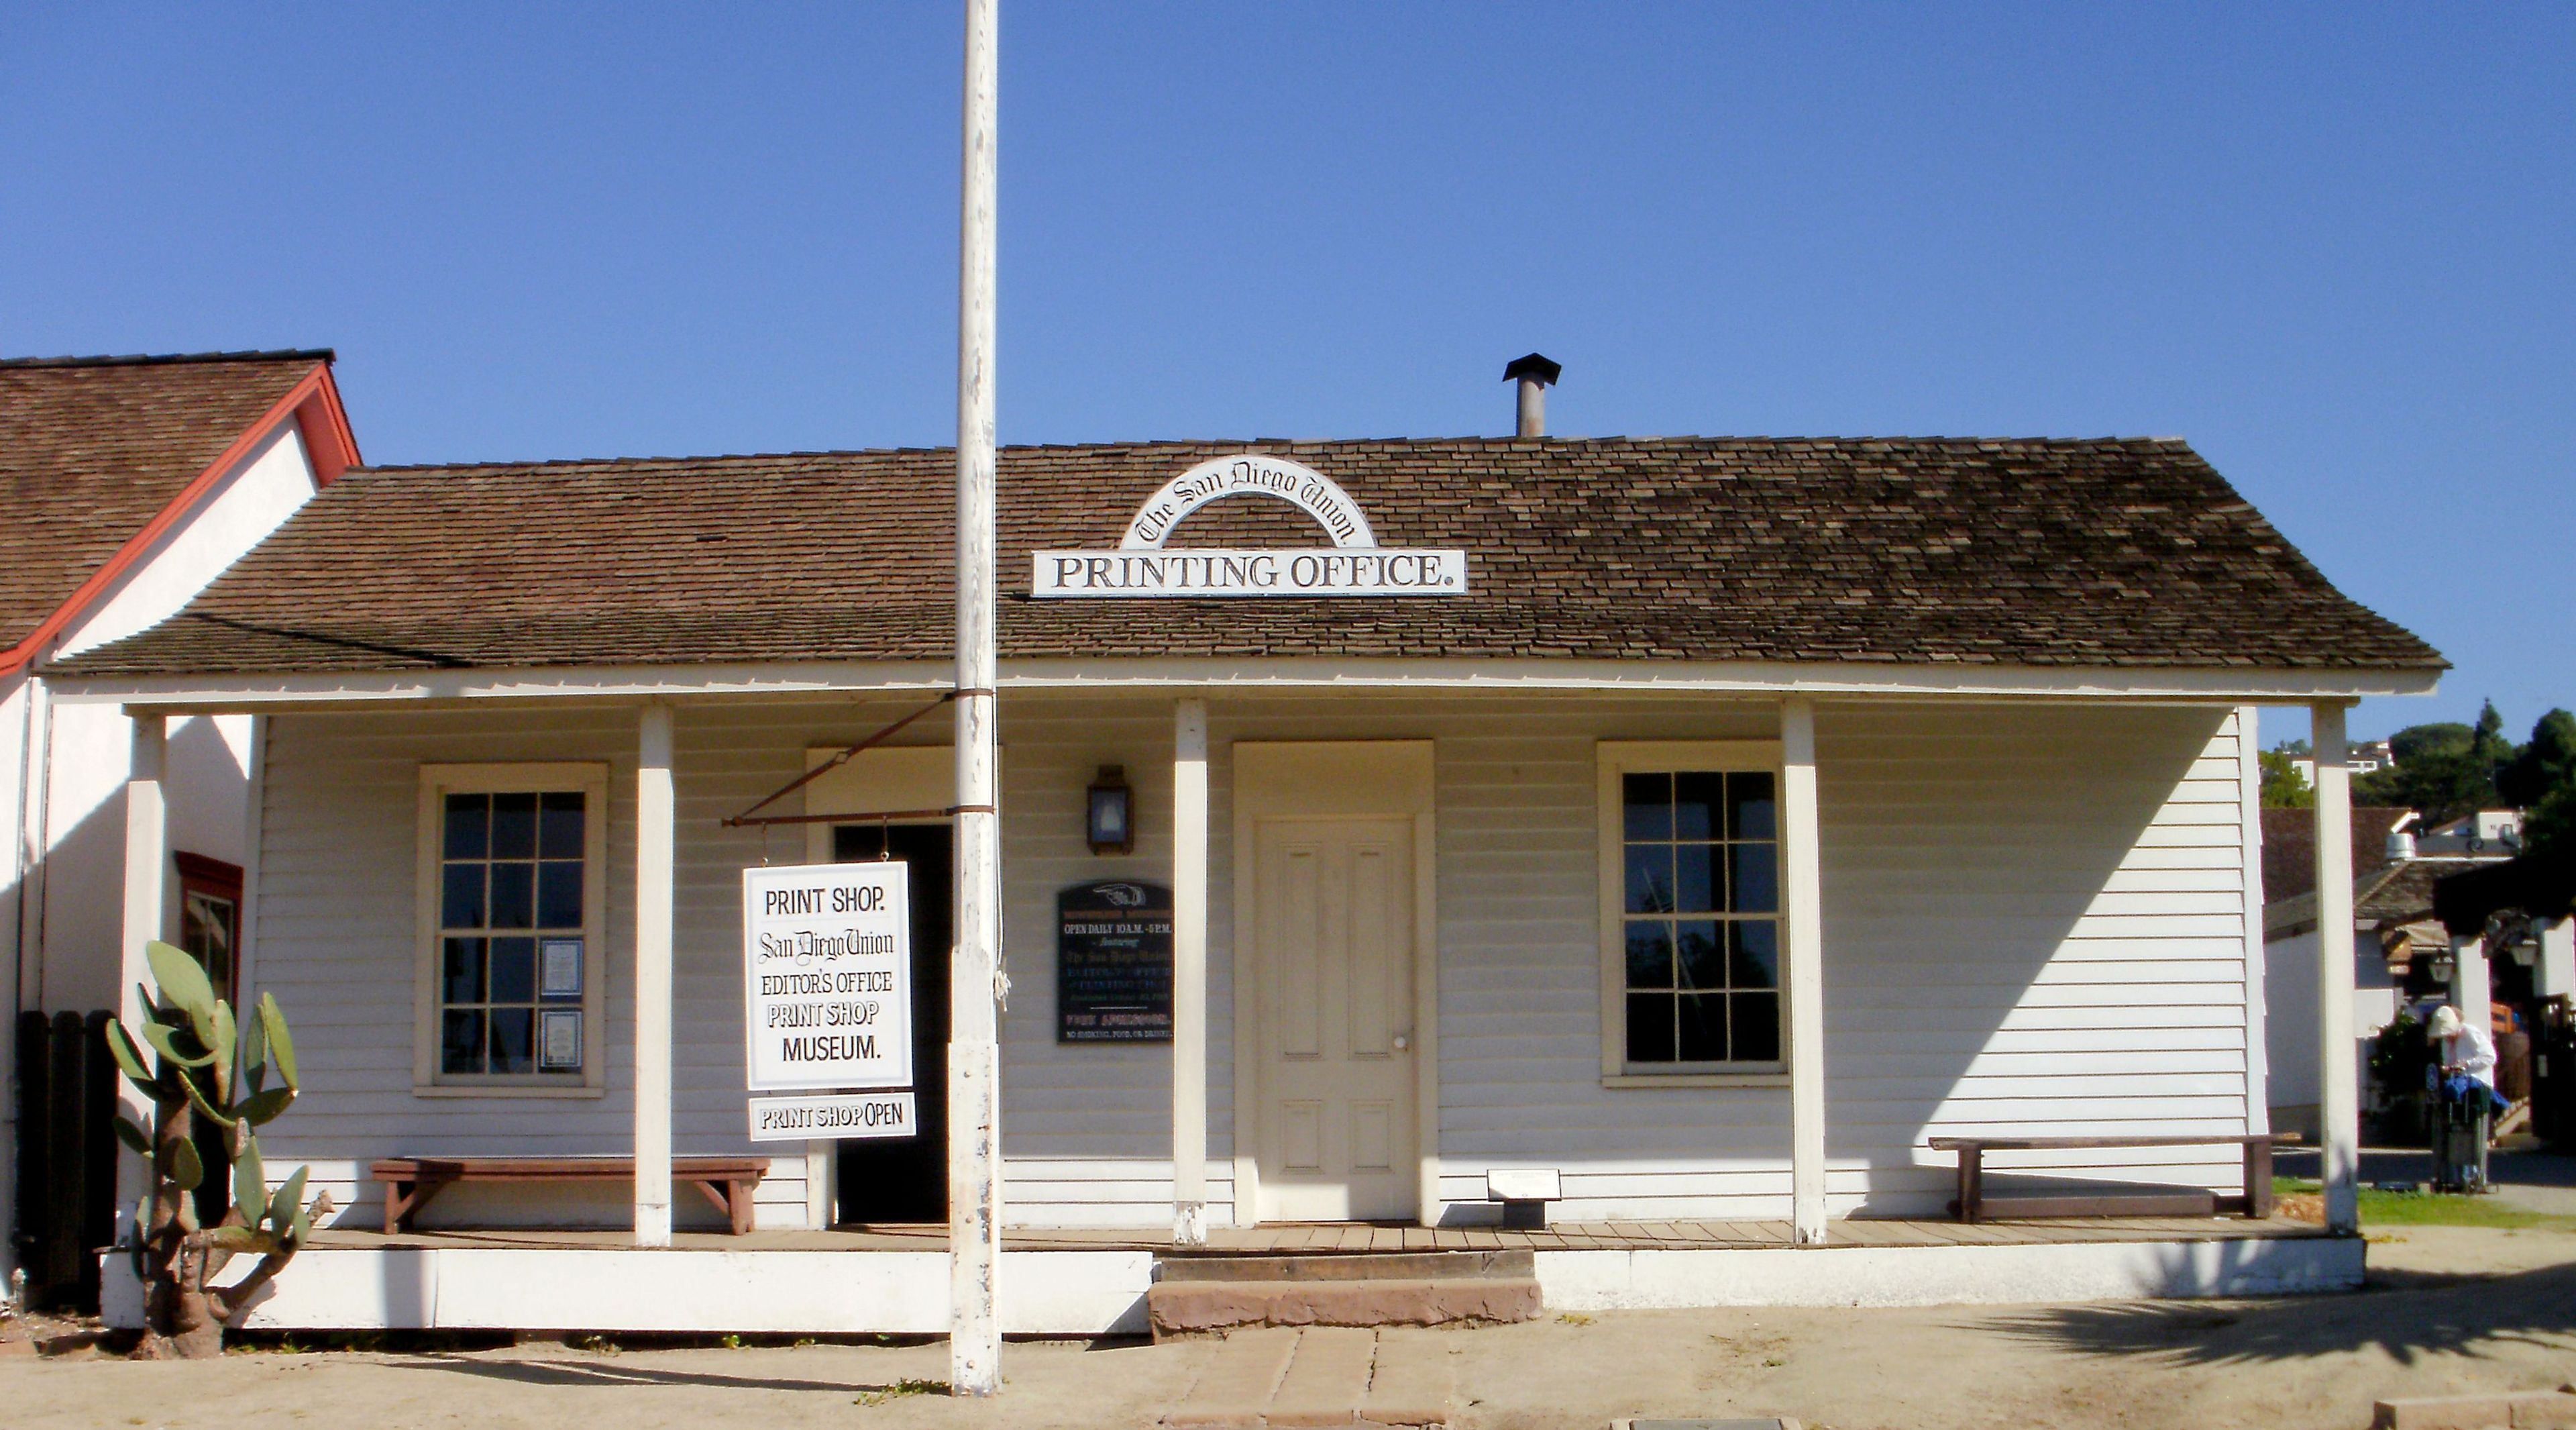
[2353,701,2514,823]
[2502,709,2576,860]
[2497,709,2576,809]
[2259,747,2314,808]
[2388,721,2475,767]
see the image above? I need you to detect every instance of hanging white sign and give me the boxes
[748,1090,918,1143]
[1030,454,1468,598]
[741,861,912,1092]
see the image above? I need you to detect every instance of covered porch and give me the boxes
[105,1210,2355,1336]
[77,673,2383,1256]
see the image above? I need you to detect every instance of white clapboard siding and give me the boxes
[1819,705,2255,1216]
[244,693,2253,1231]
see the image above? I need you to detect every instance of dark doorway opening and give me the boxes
[832,822,951,1225]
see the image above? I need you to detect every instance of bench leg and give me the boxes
[2245,1139,2273,1219]
[1960,1148,1984,1225]
[685,1178,759,1234]
[690,1178,733,1227]
[383,1176,452,1233]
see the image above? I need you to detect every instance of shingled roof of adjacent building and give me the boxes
[50,436,2445,678]
[0,350,333,649]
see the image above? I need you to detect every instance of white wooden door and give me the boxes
[1254,815,1416,1221]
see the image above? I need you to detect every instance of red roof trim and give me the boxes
[0,360,357,677]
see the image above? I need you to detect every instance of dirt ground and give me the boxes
[5,1226,2573,1430]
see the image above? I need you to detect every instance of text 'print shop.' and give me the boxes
[49,366,2443,1335]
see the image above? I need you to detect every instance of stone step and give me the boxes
[1161,1327,1460,1429]
[1148,1275,1543,1339]
[1157,1249,1534,1284]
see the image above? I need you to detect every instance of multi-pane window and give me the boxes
[1619,770,1782,1067]
[438,790,588,1078]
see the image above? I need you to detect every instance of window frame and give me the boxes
[1597,740,1792,1086]
[413,762,610,1097]
[173,851,245,1008]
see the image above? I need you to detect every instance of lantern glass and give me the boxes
[1087,766,1132,854]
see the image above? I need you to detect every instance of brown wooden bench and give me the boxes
[370,1156,772,1235]
[1927,1135,2276,1224]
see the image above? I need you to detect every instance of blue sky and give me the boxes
[4,4,2567,742]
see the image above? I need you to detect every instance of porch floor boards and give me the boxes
[307,1213,2328,1255]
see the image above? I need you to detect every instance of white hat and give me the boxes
[2429,1005,2463,1039]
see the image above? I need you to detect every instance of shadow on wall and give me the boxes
[109,1245,436,1331]
[30,713,248,1012]
[164,713,250,864]
[1980,1258,2576,1366]
[1830,706,2231,1217]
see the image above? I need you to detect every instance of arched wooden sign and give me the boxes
[1032,453,1468,598]
[1120,455,1377,550]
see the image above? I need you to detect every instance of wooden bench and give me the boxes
[370,1156,771,1235]
[1927,1135,2276,1224]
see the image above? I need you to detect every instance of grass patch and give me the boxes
[2275,1176,2576,1231]
[854,1378,945,1406]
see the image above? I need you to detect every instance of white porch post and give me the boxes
[1781,697,1828,1245]
[115,715,169,1236]
[634,703,675,1247]
[948,0,1005,1394]
[2448,932,2490,1047]
[1172,699,1210,1243]
[2310,701,2360,1234]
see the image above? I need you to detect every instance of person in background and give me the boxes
[2428,1003,2508,1192]
[2432,1004,2504,1097]
[2493,1001,2534,1106]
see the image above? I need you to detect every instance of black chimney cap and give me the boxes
[1502,352,1562,387]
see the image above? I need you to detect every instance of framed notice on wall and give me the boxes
[741,861,912,1091]
[1057,880,1173,1043]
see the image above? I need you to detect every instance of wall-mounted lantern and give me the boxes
[1087,764,1134,855]
[2429,951,2457,984]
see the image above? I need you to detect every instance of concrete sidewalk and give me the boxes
[4,1225,2573,1430]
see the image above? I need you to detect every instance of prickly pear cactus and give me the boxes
[105,939,331,1358]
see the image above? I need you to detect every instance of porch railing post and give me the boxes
[1782,697,1828,1245]
[635,702,675,1247]
[115,713,168,1245]
[1172,698,1209,1243]
[2449,931,2490,1048]
[2310,701,2360,1234]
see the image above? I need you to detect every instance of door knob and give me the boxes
[1392,1033,1411,1052]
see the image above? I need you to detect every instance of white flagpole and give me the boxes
[949,0,1005,1397]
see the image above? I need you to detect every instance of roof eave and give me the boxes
[42,654,2444,714]
[1,358,358,677]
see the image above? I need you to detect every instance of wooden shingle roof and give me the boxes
[51,436,2444,678]
[0,350,332,650]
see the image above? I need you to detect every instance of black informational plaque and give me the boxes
[1057,880,1173,1043]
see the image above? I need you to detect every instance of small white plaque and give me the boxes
[1486,1168,1562,1202]
[748,1091,917,1143]
[540,938,584,997]
[539,1008,582,1071]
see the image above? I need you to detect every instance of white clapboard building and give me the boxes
[44,378,2440,1334]
[3,352,360,1293]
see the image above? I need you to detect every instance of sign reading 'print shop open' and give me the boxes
[741,862,916,1141]
[1031,454,1469,597]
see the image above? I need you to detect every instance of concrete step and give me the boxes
[1157,1249,1534,1284]
[1162,1327,1460,1429]
[1148,1275,1542,1339]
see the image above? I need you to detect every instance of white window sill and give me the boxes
[412,1082,606,1099]
[1602,1071,1790,1089]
